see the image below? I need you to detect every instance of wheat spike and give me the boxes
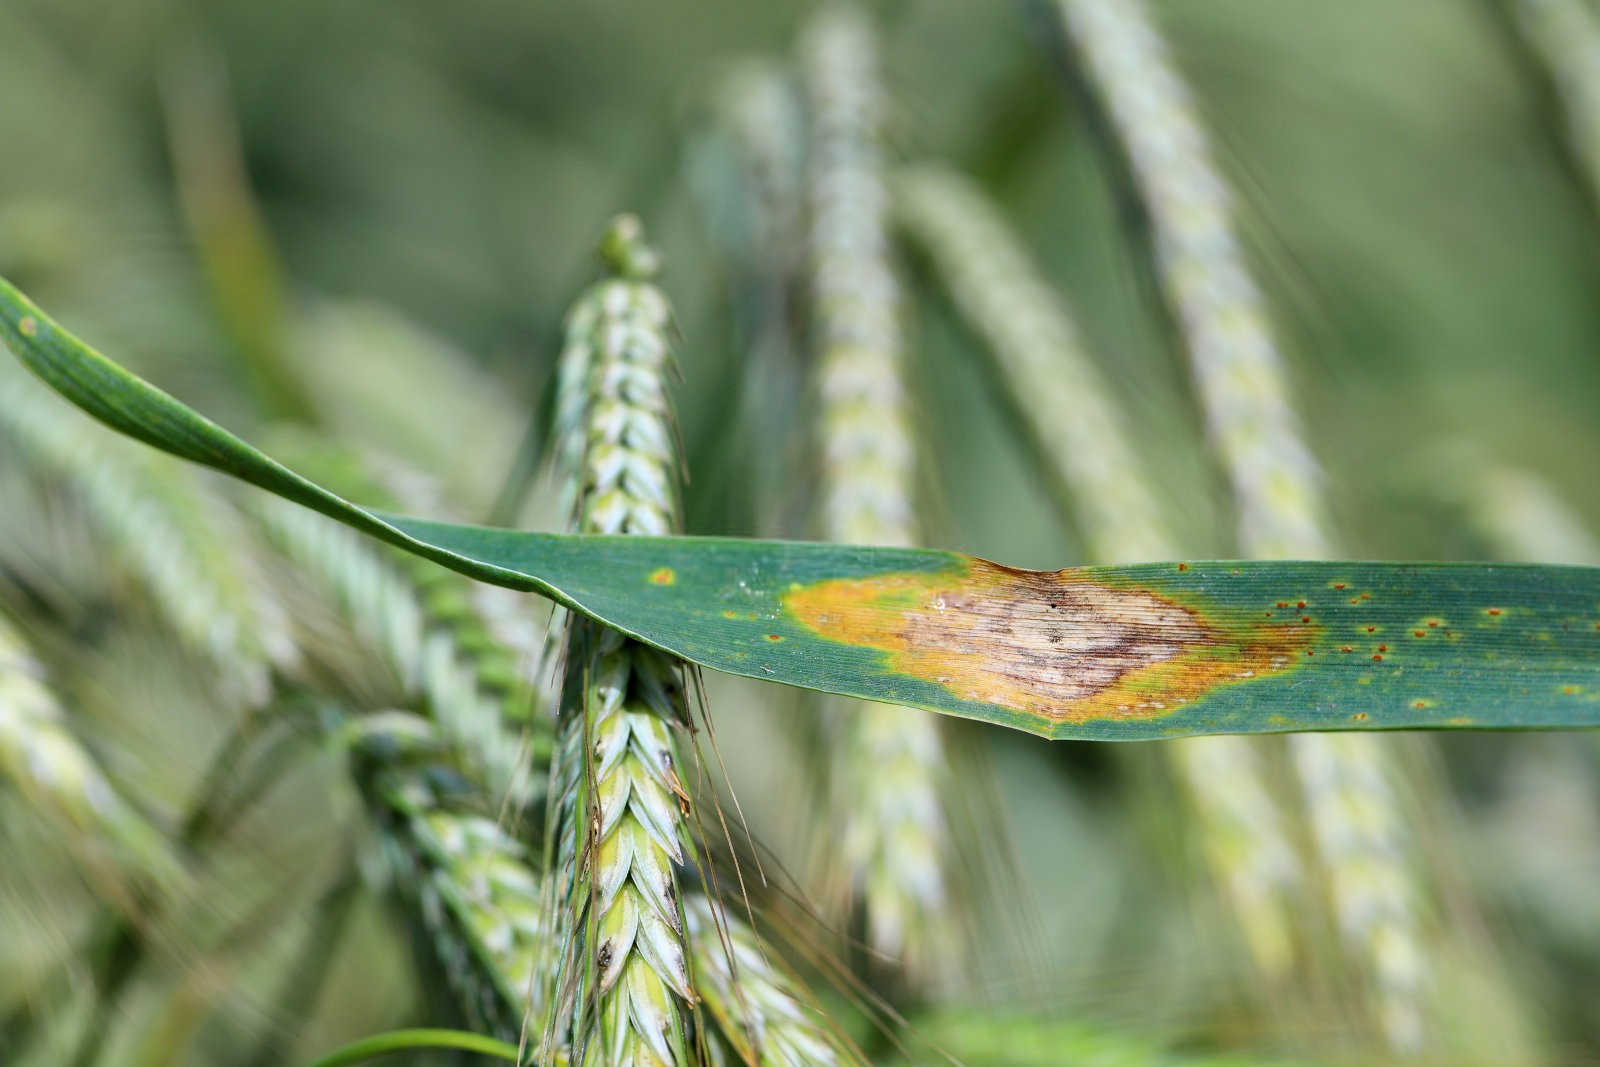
[1055,0,1425,1048]
[800,5,956,982]
[1290,733,1424,1051]
[715,64,806,286]
[0,369,292,707]
[348,711,547,1043]
[541,215,698,1067]
[683,897,855,1067]
[1506,0,1600,209]
[273,438,554,731]
[1054,0,1330,561]
[1457,463,1600,566]
[253,495,543,806]
[0,613,180,892]
[251,436,550,798]
[894,165,1173,564]
[896,163,1301,978]
[355,716,852,1066]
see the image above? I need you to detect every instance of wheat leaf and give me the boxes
[4,277,1600,740]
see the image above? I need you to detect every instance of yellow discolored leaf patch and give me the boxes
[783,559,1313,726]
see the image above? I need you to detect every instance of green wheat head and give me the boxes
[800,5,958,984]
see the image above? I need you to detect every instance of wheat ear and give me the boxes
[253,494,543,806]
[895,163,1301,978]
[540,215,700,1067]
[683,897,853,1066]
[1054,0,1424,1048]
[348,711,547,1044]
[800,5,956,982]
[355,708,853,1065]
[0,613,180,892]
[1456,463,1600,566]
[0,370,292,706]
[1506,0,1600,209]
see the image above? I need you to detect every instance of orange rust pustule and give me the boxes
[782,559,1313,725]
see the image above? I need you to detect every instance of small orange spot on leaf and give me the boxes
[1487,608,1501,616]
[764,633,784,642]
[648,567,676,586]
[1177,562,1188,571]
[1353,712,1368,721]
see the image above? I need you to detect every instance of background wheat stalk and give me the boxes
[1506,0,1600,210]
[0,612,182,896]
[1054,0,1428,1048]
[897,162,1302,981]
[800,6,957,985]
[248,441,548,805]
[0,368,293,708]
[348,711,548,1045]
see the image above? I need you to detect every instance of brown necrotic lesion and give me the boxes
[786,559,1312,724]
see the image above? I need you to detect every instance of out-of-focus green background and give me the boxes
[6,0,1598,560]
[2,1,1599,1064]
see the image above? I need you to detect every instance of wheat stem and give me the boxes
[1054,0,1424,1047]
[895,162,1300,978]
[800,5,956,983]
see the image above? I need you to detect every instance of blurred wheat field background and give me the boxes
[2,1,1600,1064]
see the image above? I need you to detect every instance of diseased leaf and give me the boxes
[4,276,1600,740]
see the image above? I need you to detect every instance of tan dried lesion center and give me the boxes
[785,560,1231,722]
[901,567,1209,708]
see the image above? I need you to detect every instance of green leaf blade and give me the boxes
[378,517,1600,739]
[5,275,1600,740]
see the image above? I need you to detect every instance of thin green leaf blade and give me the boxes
[4,276,1599,740]
[380,516,1600,738]
[0,276,558,597]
